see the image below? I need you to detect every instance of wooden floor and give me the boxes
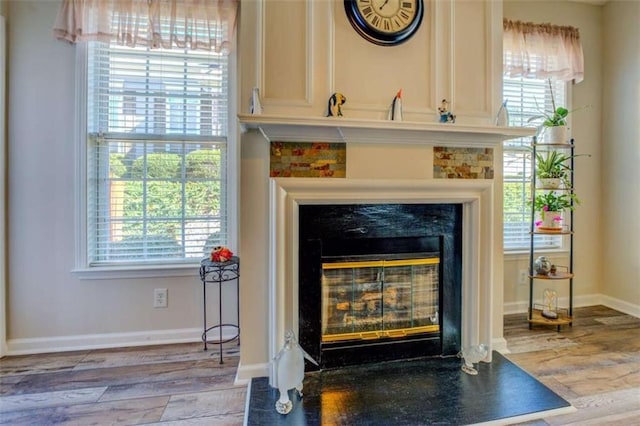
[503,305,640,425]
[0,305,638,425]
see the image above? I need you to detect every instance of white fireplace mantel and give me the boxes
[238,114,536,145]
[236,114,537,384]
[267,178,497,384]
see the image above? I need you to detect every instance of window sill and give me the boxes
[72,263,200,280]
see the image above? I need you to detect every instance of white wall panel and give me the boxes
[333,0,434,120]
[452,0,492,118]
[262,0,310,104]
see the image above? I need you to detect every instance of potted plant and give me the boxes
[534,150,589,189]
[535,150,570,188]
[528,79,585,144]
[532,191,578,230]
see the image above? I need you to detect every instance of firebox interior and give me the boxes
[298,203,462,369]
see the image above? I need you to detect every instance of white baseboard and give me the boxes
[6,327,237,356]
[598,294,640,318]
[236,361,270,385]
[503,301,529,315]
[6,296,637,360]
[492,337,510,354]
[503,293,639,318]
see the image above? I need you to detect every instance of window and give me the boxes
[503,77,566,251]
[82,40,231,268]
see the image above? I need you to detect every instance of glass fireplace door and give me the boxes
[321,258,440,343]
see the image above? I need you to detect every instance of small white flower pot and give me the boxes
[537,178,562,189]
[541,126,569,144]
[538,211,563,230]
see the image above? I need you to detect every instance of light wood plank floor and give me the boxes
[1,305,638,425]
[503,305,640,425]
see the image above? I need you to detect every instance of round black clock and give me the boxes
[344,0,424,46]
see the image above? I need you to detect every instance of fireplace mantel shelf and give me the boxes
[238,114,536,145]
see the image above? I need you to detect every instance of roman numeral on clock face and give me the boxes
[347,0,422,44]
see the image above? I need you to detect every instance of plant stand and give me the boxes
[199,257,240,363]
[528,139,575,331]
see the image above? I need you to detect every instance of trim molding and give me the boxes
[5,328,238,356]
[492,337,509,354]
[598,294,640,318]
[236,362,270,384]
[503,293,640,318]
[6,296,637,361]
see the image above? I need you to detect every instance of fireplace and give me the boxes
[233,117,535,383]
[298,204,462,369]
[266,177,499,383]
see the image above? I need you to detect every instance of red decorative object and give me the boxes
[211,246,233,262]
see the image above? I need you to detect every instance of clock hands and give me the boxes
[379,0,390,10]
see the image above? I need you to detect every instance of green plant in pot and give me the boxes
[534,150,590,189]
[528,79,585,144]
[532,191,579,230]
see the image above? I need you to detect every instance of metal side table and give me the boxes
[199,256,240,364]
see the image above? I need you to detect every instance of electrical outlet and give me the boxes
[518,269,529,286]
[154,288,168,308]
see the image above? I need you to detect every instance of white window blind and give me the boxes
[503,76,566,251]
[86,42,229,266]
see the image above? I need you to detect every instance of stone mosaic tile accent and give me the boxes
[433,147,494,179]
[270,142,346,178]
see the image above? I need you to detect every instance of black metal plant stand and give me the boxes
[199,256,240,364]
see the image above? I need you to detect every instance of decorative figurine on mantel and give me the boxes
[250,87,262,115]
[387,89,403,121]
[458,343,488,375]
[327,92,346,117]
[438,99,456,123]
[273,330,318,415]
[495,100,509,126]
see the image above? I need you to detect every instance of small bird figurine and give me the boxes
[458,344,488,375]
[327,92,346,117]
[273,330,318,414]
[387,89,403,121]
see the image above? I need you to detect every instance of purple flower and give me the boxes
[535,220,543,227]
[542,205,549,212]
[553,216,562,222]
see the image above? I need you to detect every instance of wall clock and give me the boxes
[344,0,424,46]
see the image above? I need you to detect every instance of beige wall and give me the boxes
[3,0,637,361]
[1,10,6,357]
[601,0,640,308]
[241,0,503,124]
[502,0,604,311]
[5,2,207,354]
[237,0,510,374]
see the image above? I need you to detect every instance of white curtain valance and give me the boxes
[54,0,238,52]
[503,19,584,83]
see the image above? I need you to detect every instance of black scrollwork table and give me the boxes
[199,256,239,364]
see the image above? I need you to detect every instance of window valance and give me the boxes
[503,19,584,83]
[54,0,238,52]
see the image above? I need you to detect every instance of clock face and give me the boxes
[345,0,424,46]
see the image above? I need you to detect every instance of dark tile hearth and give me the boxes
[245,351,571,425]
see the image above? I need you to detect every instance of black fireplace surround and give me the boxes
[298,203,463,370]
